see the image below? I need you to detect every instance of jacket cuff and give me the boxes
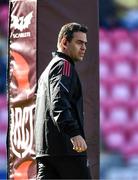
[68,129,81,138]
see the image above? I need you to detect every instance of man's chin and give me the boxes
[74,57,84,62]
[79,57,84,61]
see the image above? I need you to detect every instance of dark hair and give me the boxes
[57,22,88,47]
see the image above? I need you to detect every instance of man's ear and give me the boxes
[61,37,68,49]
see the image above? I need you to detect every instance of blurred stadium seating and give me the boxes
[100,28,138,178]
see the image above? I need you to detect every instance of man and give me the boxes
[35,22,91,179]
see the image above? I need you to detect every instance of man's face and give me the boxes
[66,32,87,61]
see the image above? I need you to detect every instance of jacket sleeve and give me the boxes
[49,60,81,138]
[34,74,47,149]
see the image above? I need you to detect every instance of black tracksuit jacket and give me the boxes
[35,52,87,157]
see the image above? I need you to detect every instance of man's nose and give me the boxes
[81,43,86,51]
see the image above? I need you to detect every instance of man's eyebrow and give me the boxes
[77,40,87,44]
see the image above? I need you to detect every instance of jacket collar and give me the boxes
[52,51,75,66]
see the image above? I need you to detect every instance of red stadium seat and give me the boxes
[105,131,126,151]
[110,29,135,55]
[110,78,132,102]
[99,28,108,40]
[111,29,129,43]
[100,78,111,98]
[100,108,106,128]
[110,54,135,79]
[132,101,138,122]
[115,40,135,55]
[99,30,113,55]
[131,53,138,75]
[100,83,108,102]
[100,60,111,79]
[131,30,138,48]
[121,141,138,160]
[102,120,126,151]
[131,76,138,102]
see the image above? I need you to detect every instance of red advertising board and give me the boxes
[8,0,37,179]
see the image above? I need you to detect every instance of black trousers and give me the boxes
[36,156,91,179]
